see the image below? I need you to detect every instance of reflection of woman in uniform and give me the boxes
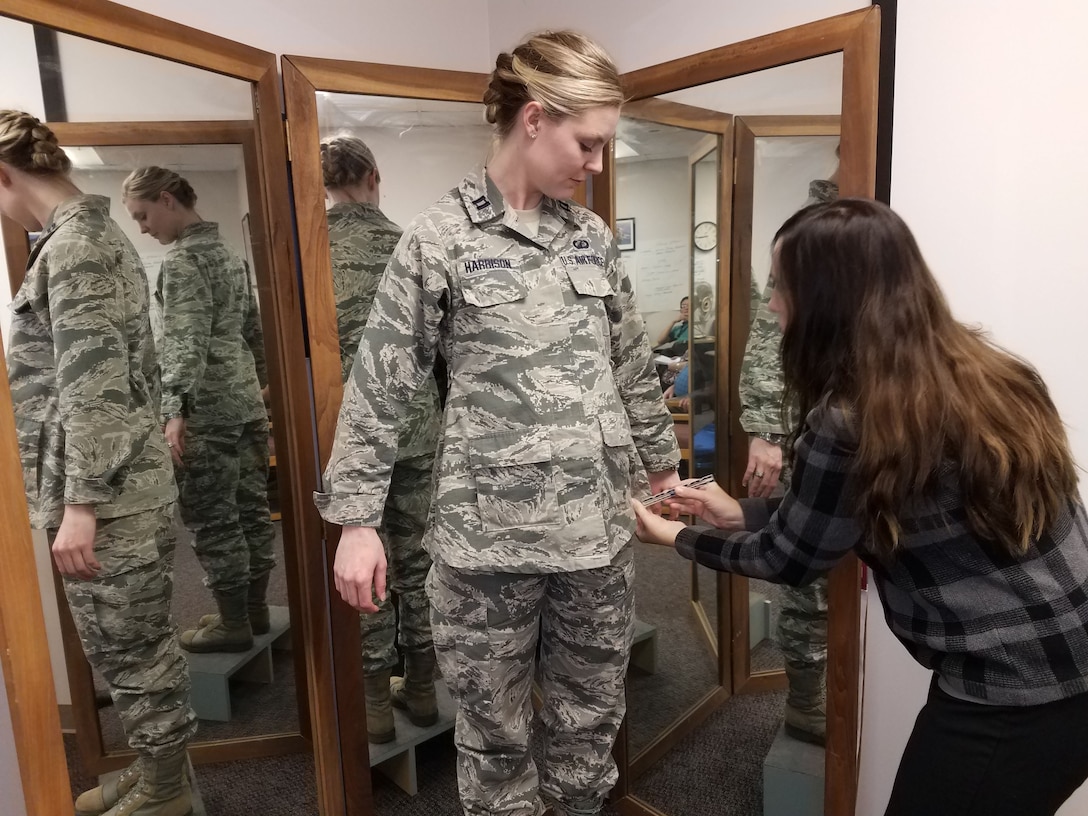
[123,167,275,654]
[0,111,195,815]
[316,31,680,816]
[321,135,441,743]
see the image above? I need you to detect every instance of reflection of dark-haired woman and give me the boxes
[1,111,195,815]
[124,166,275,655]
[634,198,1088,816]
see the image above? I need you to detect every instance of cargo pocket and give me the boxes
[13,416,44,506]
[468,431,559,531]
[598,413,636,506]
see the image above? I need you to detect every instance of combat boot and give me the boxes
[180,588,253,653]
[365,669,396,743]
[101,750,191,816]
[783,662,826,745]
[196,572,271,635]
[390,647,438,727]
[75,757,142,816]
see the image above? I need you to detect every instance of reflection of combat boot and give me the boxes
[784,663,826,746]
[181,588,254,653]
[75,757,142,816]
[364,669,396,743]
[390,647,438,727]
[196,572,271,635]
[101,750,190,816]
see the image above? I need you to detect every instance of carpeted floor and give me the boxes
[70,527,798,815]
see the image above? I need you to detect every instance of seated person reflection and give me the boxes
[656,294,689,349]
[632,198,1088,816]
[321,135,442,742]
[737,174,839,745]
[123,167,276,654]
[0,111,196,815]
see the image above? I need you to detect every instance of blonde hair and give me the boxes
[484,30,624,137]
[0,110,71,175]
[122,166,197,208]
[320,135,377,189]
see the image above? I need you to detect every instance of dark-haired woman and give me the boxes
[632,197,1088,816]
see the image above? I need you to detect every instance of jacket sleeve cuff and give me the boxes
[64,477,115,506]
[312,490,386,528]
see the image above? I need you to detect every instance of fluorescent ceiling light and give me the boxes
[614,138,638,159]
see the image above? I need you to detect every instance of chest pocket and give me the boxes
[460,266,529,308]
[564,264,614,298]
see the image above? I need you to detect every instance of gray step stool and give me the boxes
[369,680,456,796]
[630,617,658,674]
[183,605,291,722]
[763,722,825,816]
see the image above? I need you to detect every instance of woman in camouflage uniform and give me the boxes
[0,111,195,816]
[321,135,442,743]
[123,167,275,655]
[316,32,681,816]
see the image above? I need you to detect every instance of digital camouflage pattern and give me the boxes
[6,194,193,759]
[738,179,838,714]
[315,169,679,573]
[159,221,275,593]
[7,194,177,529]
[174,418,275,593]
[59,505,197,757]
[156,221,266,426]
[327,201,402,382]
[326,201,439,672]
[427,545,634,816]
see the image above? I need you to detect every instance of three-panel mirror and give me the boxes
[0,4,882,816]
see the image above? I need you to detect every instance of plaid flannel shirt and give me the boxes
[675,402,1088,705]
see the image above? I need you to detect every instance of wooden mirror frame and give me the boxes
[0,0,343,813]
[609,9,881,816]
[282,54,489,815]
[608,96,738,782]
[1,119,317,772]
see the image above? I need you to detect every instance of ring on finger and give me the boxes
[755,471,765,478]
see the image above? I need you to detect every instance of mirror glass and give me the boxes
[316,90,491,812]
[614,115,722,761]
[626,54,843,814]
[0,17,314,814]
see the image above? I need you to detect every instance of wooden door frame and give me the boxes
[0,1,340,813]
[617,8,881,816]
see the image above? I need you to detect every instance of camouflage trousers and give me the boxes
[778,579,828,680]
[360,447,435,673]
[56,504,197,758]
[176,417,276,594]
[427,543,635,816]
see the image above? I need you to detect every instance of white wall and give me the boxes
[856,3,1088,814]
[114,0,491,70]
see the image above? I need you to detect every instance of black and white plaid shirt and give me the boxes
[675,403,1088,705]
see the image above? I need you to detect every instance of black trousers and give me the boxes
[885,677,1088,816]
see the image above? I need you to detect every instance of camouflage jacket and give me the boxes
[327,201,441,462]
[157,221,266,427]
[738,179,839,441]
[315,169,680,572]
[7,195,177,528]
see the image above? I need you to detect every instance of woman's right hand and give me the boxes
[333,526,387,613]
[665,481,745,530]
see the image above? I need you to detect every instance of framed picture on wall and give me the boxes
[615,217,636,251]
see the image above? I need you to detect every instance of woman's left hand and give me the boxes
[630,498,686,547]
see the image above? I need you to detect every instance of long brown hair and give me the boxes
[774,197,1078,555]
